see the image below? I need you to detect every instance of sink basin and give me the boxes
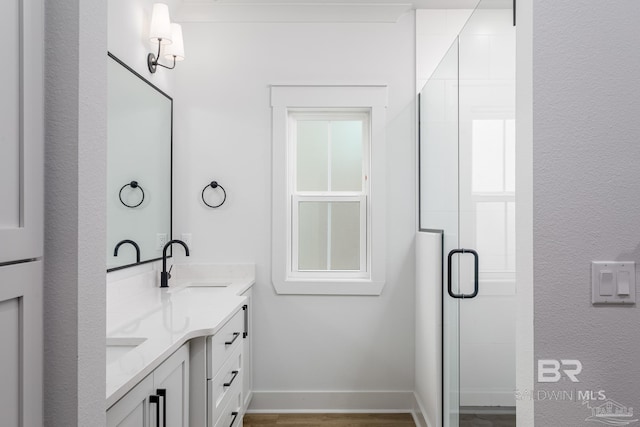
[106,337,146,364]
[184,281,231,288]
[168,281,232,293]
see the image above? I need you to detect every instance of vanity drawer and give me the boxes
[213,382,243,427]
[208,344,243,426]
[207,307,244,378]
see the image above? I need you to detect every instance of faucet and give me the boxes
[113,239,141,263]
[161,239,190,288]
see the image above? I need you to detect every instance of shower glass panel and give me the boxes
[419,37,460,427]
[419,0,515,425]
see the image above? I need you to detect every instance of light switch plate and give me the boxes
[591,261,636,305]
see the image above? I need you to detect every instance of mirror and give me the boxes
[107,52,172,271]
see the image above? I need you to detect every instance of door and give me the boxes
[0,0,44,425]
[153,344,190,427]
[107,375,154,427]
[419,1,516,425]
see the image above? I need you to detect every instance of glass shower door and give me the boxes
[419,1,516,425]
[420,37,462,427]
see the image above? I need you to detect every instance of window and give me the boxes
[468,118,516,294]
[290,111,369,278]
[271,85,387,295]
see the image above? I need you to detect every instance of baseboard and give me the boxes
[247,391,415,413]
[410,392,431,427]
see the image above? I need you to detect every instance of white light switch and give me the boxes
[592,261,636,305]
[618,271,631,296]
[599,271,614,296]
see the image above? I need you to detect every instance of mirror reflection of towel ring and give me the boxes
[201,181,226,208]
[119,181,145,208]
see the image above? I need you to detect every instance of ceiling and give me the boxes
[175,0,509,23]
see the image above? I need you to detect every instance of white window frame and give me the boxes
[271,85,387,295]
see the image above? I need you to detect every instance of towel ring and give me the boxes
[119,181,145,208]
[201,181,226,208]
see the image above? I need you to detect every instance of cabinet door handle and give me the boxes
[229,411,239,427]
[223,370,239,387]
[149,395,161,427]
[242,304,248,338]
[225,332,240,346]
[156,389,167,427]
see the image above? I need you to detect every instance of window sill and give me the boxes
[272,278,385,296]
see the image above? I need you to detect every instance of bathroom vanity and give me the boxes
[106,264,254,427]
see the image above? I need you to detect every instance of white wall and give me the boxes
[416,9,472,92]
[173,14,417,409]
[533,0,640,425]
[107,0,181,95]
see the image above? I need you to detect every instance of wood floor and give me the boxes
[460,413,516,427]
[243,413,416,427]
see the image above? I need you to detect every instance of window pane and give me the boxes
[330,202,361,270]
[472,120,504,193]
[506,201,516,271]
[297,121,328,191]
[298,201,361,271]
[331,121,363,191]
[505,119,516,192]
[298,202,328,270]
[475,201,506,271]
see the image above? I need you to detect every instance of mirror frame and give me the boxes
[107,52,173,272]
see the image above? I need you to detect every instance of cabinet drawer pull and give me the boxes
[230,411,239,427]
[225,332,240,346]
[243,305,248,338]
[223,370,239,387]
[149,395,161,427]
[156,389,167,427]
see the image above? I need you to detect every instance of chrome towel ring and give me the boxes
[201,181,226,208]
[119,180,145,208]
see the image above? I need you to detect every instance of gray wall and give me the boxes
[44,0,107,425]
[533,0,640,424]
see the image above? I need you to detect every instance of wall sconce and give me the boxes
[147,3,185,73]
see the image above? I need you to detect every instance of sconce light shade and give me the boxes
[149,3,172,45]
[164,24,185,61]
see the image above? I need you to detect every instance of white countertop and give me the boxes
[106,264,255,407]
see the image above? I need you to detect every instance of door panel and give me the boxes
[0,0,44,263]
[107,375,154,427]
[0,261,43,427]
[154,344,189,427]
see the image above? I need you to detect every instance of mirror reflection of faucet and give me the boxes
[113,239,141,263]
[160,239,190,288]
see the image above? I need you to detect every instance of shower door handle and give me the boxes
[447,249,479,299]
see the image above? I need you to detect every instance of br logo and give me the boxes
[537,359,582,383]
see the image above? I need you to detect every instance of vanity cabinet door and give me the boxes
[107,375,154,427]
[154,344,190,427]
[241,288,253,411]
[108,344,190,427]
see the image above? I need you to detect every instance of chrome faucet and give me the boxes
[160,239,190,288]
[113,239,141,263]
